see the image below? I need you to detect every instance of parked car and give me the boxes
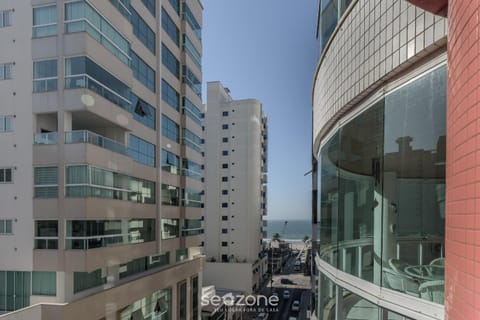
[291,300,300,311]
[283,290,291,299]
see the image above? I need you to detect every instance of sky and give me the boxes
[201,1,320,220]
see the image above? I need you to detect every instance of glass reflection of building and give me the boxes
[313,1,448,316]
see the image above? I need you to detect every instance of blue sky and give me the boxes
[201,1,319,220]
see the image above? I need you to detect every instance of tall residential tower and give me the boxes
[203,81,268,294]
[0,0,204,319]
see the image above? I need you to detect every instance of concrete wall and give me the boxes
[203,262,254,294]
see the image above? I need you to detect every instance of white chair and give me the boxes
[419,280,444,304]
[389,258,409,273]
[429,257,445,267]
[383,268,419,297]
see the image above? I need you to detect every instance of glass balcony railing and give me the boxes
[34,132,58,145]
[65,130,129,156]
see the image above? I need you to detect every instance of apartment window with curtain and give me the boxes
[34,167,58,198]
[0,116,13,132]
[0,63,13,80]
[162,79,180,110]
[33,59,57,93]
[33,5,57,37]
[162,115,180,143]
[0,10,12,28]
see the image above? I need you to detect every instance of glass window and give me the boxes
[33,59,57,92]
[73,269,106,293]
[169,0,180,15]
[192,276,199,319]
[109,0,131,18]
[33,5,57,37]
[65,1,130,65]
[120,253,170,279]
[32,272,56,296]
[161,219,179,239]
[131,7,155,53]
[162,44,179,78]
[0,10,12,28]
[35,220,58,249]
[182,97,203,125]
[131,51,155,92]
[162,115,180,143]
[182,159,203,181]
[176,248,188,261]
[182,128,203,154]
[182,189,202,208]
[182,3,201,41]
[162,79,180,110]
[178,282,187,320]
[130,93,156,129]
[161,184,179,206]
[34,167,58,197]
[120,288,172,320]
[65,56,131,110]
[0,219,13,235]
[182,219,203,236]
[0,63,13,80]
[182,65,201,98]
[319,0,338,52]
[162,8,179,46]
[141,0,156,16]
[182,34,201,69]
[129,135,155,167]
[162,149,180,174]
[0,116,13,132]
[0,271,30,312]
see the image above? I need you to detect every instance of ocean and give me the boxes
[264,219,311,242]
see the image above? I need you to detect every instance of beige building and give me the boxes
[0,0,204,319]
[203,82,268,294]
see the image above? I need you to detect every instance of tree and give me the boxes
[303,235,310,243]
[272,233,281,241]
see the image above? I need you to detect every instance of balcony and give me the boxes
[65,130,129,156]
[262,220,268,227]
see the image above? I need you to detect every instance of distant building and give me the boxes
[0,0,204,319]
[203,81,268,294]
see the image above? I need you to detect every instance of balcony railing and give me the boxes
[34,132,58,145]
[65,130,129,156]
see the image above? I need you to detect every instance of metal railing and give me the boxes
[34,132,58,145]
[65,130,129,156]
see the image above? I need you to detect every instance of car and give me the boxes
[291,300,300,311]
[283,290,290,299]
[255,312,269,320]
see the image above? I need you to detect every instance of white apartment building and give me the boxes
[203,81,268,294]
[0,0,204,319]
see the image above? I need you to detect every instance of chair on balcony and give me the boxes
[419,280,444,304]
[383,268,419,297]
[429,257,445,267]
[388,258,409,273]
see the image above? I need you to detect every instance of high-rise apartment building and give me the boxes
[203,81,268,294]
[0,0,204,319]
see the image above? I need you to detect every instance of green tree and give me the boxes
[303,235,310,243]
[272,233,281,241]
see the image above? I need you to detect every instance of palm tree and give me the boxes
[272,233,281,241]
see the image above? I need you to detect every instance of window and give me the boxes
[33,5,57,37]
[141,0,155,16]
[131,7,155,53]
[222,228,228,234]
[183,34,201,69]
[222,137,228,143]
[222,124,228,130]
[182,189,202,208]
[192,276,199,319]
[169,0,180,15]
[162,79,180,110]
[161,219,179,239]
[221,242,228,247]
[176,248,188,261]
[65,165,155,204]
[0,63,13,80]
[182,159,203,181]
[222,150,228,156]
[66,219,155,249]
[182,65,201,98]
[178,281,187,320]
[74,269,106,293]
[129,135,155,167]
[182,97,203,125]
[130,93,156,129]
[65,56,131,110]
[0,116,13,132]
[182,3,201,40]
[120,253,170,279]
[0,271,30,311]
[33,59,57,92]
[182,128,203,154]
[35,220,58,249]
[182,219,203,236]
[109,0,131,19]
[162,115,180,143]
[32,272,56,296]
[34,167,58,197]
[0,219,12,235]
[162,149,180,174]
[221,176,228,182]
[161,184,179,206]
[162,8,179,46]
[65,1,130,65]
[162,44,179,78]
[222,163,228,169]
[0,10,12,28]
[221,203,228,208]
[131,51,155,92]
[221,254,228,262]
[222,190,228,195]
[222,216,228,221]
[222,111,229,116]
[0,168,12,184]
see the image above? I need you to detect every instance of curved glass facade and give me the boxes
[317,0,353,53]
[317,64,446,316]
